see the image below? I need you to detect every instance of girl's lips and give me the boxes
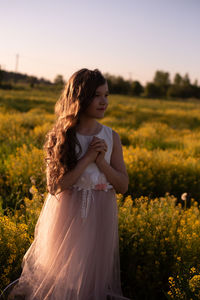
[97,108,106,110]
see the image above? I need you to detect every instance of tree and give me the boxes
[130,81,144,96]
[168,73,193,98]
[153,70,171,97]
[173,73,182,86]
[28,76,37,88]
[104,73,131,94]
[113,76,130,94]
[54,75,65,86]
[153,70,171,86]
[182,73,191,86]
[144,83,160,98]
[167,73,182,98]
[0,69,3,86]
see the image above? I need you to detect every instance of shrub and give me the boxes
[117,194,200,299]
[3,144,46,208]
[123,146,200,200]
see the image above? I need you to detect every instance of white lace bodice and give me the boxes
[72,124,114,219]
[73,124,113,191]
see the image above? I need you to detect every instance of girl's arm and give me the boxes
[48,140,100,195]
[52,155,92,195]
[95,130,129,194]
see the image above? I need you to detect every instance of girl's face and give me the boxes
[83,82,109,119]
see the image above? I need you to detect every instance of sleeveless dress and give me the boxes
[7,124,130,300]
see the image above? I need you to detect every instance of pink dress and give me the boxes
[8,124,130,300]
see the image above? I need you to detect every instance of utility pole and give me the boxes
[15,54,19,73]
[14,54,19,84]
[128,72,132,82]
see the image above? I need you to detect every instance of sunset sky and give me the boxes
[1,0,199,85]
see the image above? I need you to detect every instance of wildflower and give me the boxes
[190,267,196,274]
[177,257,181,262]
[181,193,187,201]
[189,275,200,295]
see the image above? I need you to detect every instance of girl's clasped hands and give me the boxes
[85,136,107,164]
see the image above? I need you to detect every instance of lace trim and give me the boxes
[72,183,113,220]
[73,182,113,192]
[81,189,93,219]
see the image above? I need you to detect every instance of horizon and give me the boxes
[1,67,198,87]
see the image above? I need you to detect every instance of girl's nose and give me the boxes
[100,96,107,103]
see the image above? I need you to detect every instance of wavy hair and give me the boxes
[43,68,106,195]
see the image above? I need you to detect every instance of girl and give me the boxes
[8,68,130,300]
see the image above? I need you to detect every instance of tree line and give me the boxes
[1,68,200,99]
[0,69,52,88]
[105,71,200,99]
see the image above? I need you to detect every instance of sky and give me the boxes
[0,0,200,85]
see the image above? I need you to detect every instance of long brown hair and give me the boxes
[43,68,106,195]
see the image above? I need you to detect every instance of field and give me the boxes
[1,87,200,299]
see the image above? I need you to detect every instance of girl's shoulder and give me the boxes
[100,124,114,138]
[100,125,120,146]
[97,124,111,140]
[101,123,112,132]
[101,124,118,138]
[102,126,121,149]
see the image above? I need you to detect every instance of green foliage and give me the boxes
[144,82,161,98]
[1,87,200,299]
[0,213,31,291]
[130,81,144,96]
[117,194,200,299]
[166,262,200,299]
[105,73,132,95]
[3,144,46,209]
[2,189,200,299]
[0,185,45,293]
[123,146,200,199]
[153,70,171,86]
[1,89,200,207]
[0,69,3,86]
[54,74,65,86]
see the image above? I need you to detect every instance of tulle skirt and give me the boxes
[7,188,130,300]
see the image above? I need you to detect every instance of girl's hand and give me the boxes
[90,137,107,164]
[84,141,99,163]
[84,136,107,164]
[95,150,106,165]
